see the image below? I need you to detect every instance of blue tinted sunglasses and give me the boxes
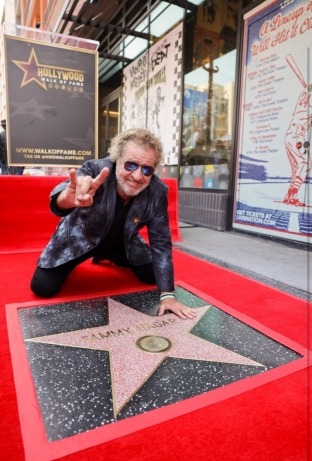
[124,161,155,177]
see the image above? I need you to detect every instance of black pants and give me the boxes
[30,250,156,297]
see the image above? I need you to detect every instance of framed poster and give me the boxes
[233,0,311,243]
[4,35,98,167]
[122,22,183,165]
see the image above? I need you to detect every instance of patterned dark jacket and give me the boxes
[38,158,174,293]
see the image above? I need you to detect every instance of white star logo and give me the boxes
[26,299,264,416]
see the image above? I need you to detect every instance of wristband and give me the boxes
[160,292,175,301]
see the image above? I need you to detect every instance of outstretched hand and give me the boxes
[57,167,110,209]
[158,298,197,320]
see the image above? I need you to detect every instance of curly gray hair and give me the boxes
[108,128,164,167]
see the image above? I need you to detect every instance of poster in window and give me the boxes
[233,0,311,243]
[122,22,183,165]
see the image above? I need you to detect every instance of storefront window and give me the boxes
[180,0,239,190]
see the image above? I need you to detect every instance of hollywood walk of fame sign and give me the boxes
[3,35,98,167]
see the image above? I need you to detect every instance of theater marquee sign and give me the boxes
[4,35,98,167]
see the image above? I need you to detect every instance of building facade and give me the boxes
[1,0,311,245]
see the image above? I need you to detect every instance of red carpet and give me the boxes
[0,248,311,461]
[0,175,310,461]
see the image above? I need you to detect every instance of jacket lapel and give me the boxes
[100,172,117,236]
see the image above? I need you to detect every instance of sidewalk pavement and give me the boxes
[174,223,311,301]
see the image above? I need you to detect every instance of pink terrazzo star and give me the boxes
[26,299,263,415]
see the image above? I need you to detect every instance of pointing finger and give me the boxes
[68,168,78,189]
[93,167,110,190]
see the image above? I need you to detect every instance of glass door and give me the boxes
[99,89,121,158]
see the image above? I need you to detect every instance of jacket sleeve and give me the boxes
[147,188,175,293]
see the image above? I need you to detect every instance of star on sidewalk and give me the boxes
[26,299,264,416]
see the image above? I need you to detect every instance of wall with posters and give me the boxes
[233,0,312,243]
[4,35,98,168]
[122,22,183,166]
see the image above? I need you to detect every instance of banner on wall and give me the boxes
[233,0,311,243]
[122,22,183,165]
[4,36,98,167]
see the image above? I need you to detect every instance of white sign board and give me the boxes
[233,0,311,243]
[122,22,183,165]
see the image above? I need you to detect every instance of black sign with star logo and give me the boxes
[4,35,98,167]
